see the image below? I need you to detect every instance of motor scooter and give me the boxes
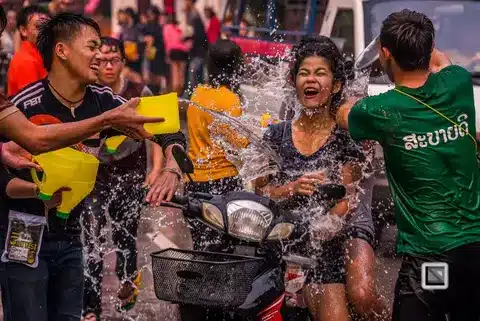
[150,146,346,321]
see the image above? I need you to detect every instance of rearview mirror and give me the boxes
[172,145,194,174]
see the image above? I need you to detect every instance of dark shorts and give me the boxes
[307,176,376,284]
[150,58,168,76]
[170,50,189,62]
[393,242,480,321]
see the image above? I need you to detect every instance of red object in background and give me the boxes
[230,36,292,58]
[164,0,174,15]
[207,16,221,44]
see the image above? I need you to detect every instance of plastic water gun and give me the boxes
[260,112,279,128]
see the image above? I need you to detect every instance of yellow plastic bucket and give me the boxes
[137,93,180,135]
[31,147,100,219]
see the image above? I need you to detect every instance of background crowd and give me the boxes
[0,0,223,97]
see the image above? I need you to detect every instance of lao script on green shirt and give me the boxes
[349,65,480,255]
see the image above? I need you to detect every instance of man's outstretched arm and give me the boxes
[0,98,163,155]
[336,97,362,131]
[429,48,452,73]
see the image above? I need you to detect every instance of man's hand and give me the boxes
[102,98,165,140]
[429,48,452,73]
[1,141,41,170]
[43,187,71,209]
[145,170,180,206]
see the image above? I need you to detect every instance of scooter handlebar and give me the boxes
[278,183,346,210]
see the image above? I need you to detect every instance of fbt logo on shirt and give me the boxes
[24,96,42,108]
[402,114,470,150]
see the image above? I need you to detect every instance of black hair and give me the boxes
[100,36,125,59]
[207,39,243,94]
[37,13,101,71]
[290,35,350,114]
[380,9,434,71]
[147,5,160,22]
[124,7,138,25]
[0,6,7,34]
[17,5,49,29]
[204,7,216,17]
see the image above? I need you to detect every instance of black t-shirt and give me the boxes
[2,79,186,239]
[263,121,365,186]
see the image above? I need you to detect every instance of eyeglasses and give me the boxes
[99,58,123,67]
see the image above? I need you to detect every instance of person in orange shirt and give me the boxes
[7,5,49,97]
[187,39,247,194]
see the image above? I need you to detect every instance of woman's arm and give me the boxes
[329,162,362,217]
[255,172,323,201]
[144,141,164,187]
[255,176,295,201]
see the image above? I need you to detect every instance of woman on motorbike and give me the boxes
[255,36,388,321]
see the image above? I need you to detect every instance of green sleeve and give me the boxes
[348,96,394,142]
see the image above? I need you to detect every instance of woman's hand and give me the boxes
[145,170,180,206]
[288,171,326,196]
[43,187,71,210]
[144,167,161,189]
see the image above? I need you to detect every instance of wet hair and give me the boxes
[0,6,7,34]
[380,9,434,71]
[290,35,349,113]
[207,39,243,93]
[100,36,125,59]
[37,13,101,71]
[17,5,49,30]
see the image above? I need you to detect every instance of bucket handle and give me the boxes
[30,157,46,195]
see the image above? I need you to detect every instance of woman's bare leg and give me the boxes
[345,238,390,321]
[305,283,350,321]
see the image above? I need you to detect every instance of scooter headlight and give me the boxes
[227,200,273,242]
[202,203,224,229]
[266,223,294,240]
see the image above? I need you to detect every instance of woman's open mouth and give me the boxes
[304,87,320,99]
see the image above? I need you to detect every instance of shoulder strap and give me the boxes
[394,88,478,151]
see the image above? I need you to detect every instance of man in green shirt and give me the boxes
[337,9,480,321]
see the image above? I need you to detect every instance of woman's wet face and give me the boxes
[295,55,340,110]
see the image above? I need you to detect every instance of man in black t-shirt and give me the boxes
[0,13,186,321]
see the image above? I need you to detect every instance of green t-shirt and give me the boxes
[349,65,480,255]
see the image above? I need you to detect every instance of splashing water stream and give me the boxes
[79,50,398,321]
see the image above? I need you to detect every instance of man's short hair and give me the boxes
[380,9,434,71]
[100,36,125,59]
[37,12,101,71]
[17,5,50,29]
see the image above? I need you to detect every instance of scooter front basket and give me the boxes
[151,248,265,308]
